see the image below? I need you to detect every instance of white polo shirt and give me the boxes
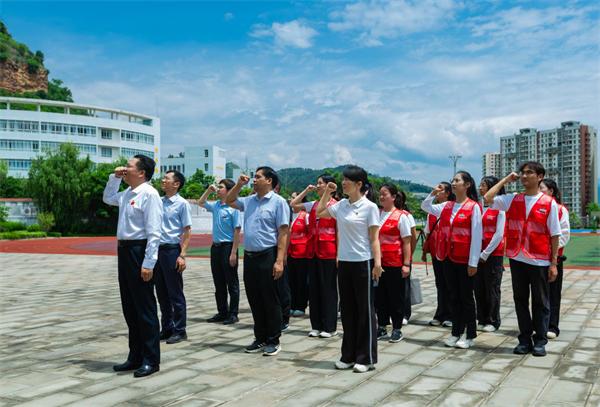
[327,195,380,262]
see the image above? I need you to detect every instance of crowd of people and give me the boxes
[103,155,570,377]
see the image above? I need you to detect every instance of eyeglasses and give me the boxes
[519,170,536,175]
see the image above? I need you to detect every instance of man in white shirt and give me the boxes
[484,161,561,357]
[103,155,163,377]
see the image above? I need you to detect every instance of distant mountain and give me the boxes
[278,165,431,193]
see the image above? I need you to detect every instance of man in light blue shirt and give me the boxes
[198,178,242,325]
[155,170,192,345]
[103,154,162,378]
[226,166,290,356]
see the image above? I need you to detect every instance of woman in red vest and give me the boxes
[287,195,313,318]
[376,183,412,343]
[422,181,454,328]
[291,174,339,338]
[540,178,570,339]
[422,171,482,349]
[476,176,506,333]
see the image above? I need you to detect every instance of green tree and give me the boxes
[27,143,93,233]
[37,212,55,232]
[188,169,215,186]
[0,160,27,198]
[569,211,582,229]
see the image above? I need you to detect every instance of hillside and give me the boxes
[278,165,431,193]
[0,21,72,101]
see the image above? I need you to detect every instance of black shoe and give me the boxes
[245,340,266,353]
[133,364,159,378]
[262,343,281,356]
[166,332,187,344]
[532,344,547,357]
[281,323,289,331]
[513,343,532,355]
[389,329,403,343]
[113,360,141,372]
[223,315,239,325]
[207,314,227,323]
[377,326,388,340]
[159,330,173,340]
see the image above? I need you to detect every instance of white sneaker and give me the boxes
[319,331,337,338]
[482,324,496,332]
[353,363,374,373]
[429,319,442,326]
[335,360,354,370]
[444,335,460,347]
[308,330,320,337]
[455,335,474,349]
[547,331,557,339]
[442,320,453,327]
[477,324,485,331]
[402,318,408,326]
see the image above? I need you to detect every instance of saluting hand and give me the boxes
[432,184,444,196]
[114,166,127,178]
[141,267,153,282]
[326,182,337,192]
[238,174,250,185]
[306,184,317,192]
[506,172,519,182]
[207,184,218,193]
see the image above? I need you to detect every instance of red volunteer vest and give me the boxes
[309,199,337,260]
[505,193,553,260]
[379,209,410,267]
[435,199,476,265]
[288,211,313,259]
[425,213,438,254]
[482,208,505,257]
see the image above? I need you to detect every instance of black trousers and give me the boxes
[443,260,477,339]
[404,274,412,320]
[375,266,406,330]
[210,242,240,317]
[510,259,550,346]
[277,265,291,325]
[308,258,338,333]
[548,259,564,336]
[474,255,503,329]
[117,242,160,366]
[155,245,187,334]
[244,247,282,345]
[432,257,452,322]
[288,257,310,312]
[338,260,377,366]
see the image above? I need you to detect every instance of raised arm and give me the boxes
[226,174,250,209]
[198,184,217,207]
[290,184,316,213]
[421,184,446,217]
[484,172,518,205]
[316,182,337,218]
[103,167,126,206]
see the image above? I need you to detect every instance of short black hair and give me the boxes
[256,166,279,189]
[219,178,235,191]
[166,170,185,191]
[134,154,155,181]
[343,165,375,202]
[519,161,545,177]
[481,176,505,195]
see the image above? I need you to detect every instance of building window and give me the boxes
[204,163,209,171]
[101,147,112,158]
[0,139,39,151]
[101,129,112,139]
[0,120,39,133]
[120,148,154,158]
[8,159,31,170]
[204,149,209,158]
[121,130,154,145]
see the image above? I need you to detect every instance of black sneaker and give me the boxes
[223,315,239,325]
[263,343,281,356]
[532,344,547,357]
[244,340,266,353]
[281,322,290,332]
[513,343,532,355]
[166,332,187,344]
[389,329,403,343]
[207,314,227,323]
[159,330,173,341]
[377,326,388,340]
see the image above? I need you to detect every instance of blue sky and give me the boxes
[2,0,599,185]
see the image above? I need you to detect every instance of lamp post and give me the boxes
[449,155,462,176]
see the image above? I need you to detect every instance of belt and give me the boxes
[118,239,147,248]
[159,243,180,250]
[212,241,233,247]
[244,246,276,258]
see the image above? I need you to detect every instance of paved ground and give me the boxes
[0,253,598,407]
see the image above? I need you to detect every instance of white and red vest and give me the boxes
[558,203,567,257]
[288,211,313,259]
[505,193,553,260]
[309,199,337,260]
[379,209,410,267]
[482,208,505,257]
[435,199,477,265]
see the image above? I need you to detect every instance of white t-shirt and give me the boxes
[421,193,483,268]
[492,192,561,266]
[480,207,506,261]
[380,210,412,238]
[327,196,380,262]
[559,206,570,249]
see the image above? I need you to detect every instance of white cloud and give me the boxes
[328,0,457,46]
[333,145,354,165]
[250,20,318,49]
[224,12,234,21]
